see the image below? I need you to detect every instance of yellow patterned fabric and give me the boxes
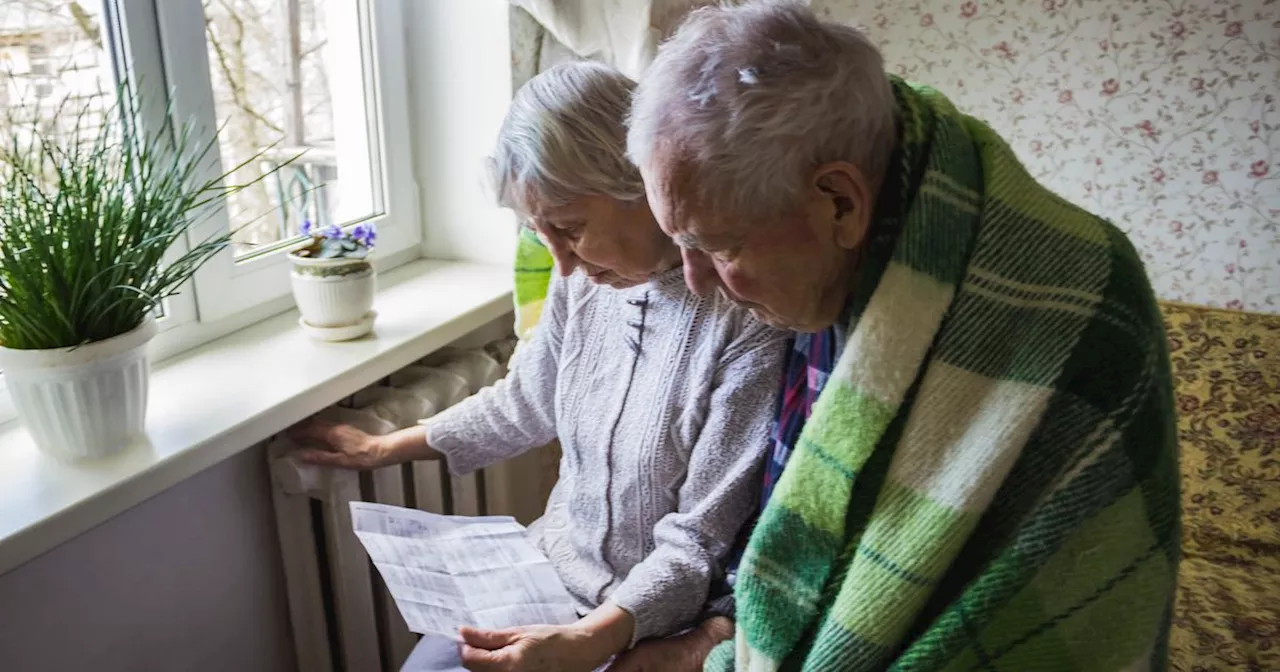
[1162,303,1279,672]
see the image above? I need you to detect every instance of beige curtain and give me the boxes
[511,0,718,80]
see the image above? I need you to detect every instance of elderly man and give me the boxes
[618,2,1180,672]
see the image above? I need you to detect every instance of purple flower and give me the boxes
[321,224,343,240]
[300,219,314,236]
[352,223,377,247]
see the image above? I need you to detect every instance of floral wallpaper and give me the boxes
[510,1,1280,313]
[813,0,1279,313]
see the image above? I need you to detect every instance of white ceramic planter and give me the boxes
[290,254,376,338]
[0,319,157,461]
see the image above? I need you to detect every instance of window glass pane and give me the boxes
[201,0,381,258]
[0,1,113,131]
[1,1,118,365]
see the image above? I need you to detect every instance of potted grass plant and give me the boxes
[0,91,280,461]
[289,221,377,341]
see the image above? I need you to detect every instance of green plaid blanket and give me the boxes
[706,79,1179,671]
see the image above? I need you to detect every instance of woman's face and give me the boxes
[526,194,679,289]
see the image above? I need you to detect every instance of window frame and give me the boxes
[112,0,201,335]
[154,0,421,323]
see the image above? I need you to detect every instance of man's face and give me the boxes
[644,157,874,332]
[644,181,855,333]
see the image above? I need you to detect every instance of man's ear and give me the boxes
[813,162,873,250]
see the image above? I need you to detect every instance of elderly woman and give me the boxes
[624,4,1179,672]
[292,61,786,672]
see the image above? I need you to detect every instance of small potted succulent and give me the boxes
[289,221,378,341]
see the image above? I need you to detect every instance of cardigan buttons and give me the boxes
[626,293,650,354]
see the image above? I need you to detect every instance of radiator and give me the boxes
[267,336,559,672]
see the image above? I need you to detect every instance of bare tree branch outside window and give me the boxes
[202,0,342,256]
[1,1,113,138]
[2,1,349,258]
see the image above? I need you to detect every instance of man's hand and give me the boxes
[458,625,604,672]
[608,616,734,672]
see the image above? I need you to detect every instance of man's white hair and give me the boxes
[627,1,897,221]
[490,61,645,213]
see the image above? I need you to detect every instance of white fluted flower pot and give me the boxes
[290,254,376,340]
[0,319,157,461]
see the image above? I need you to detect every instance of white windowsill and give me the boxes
[0,259,513,576]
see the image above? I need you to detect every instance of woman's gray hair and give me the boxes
[627,1,898,222]
[489,61,645,214]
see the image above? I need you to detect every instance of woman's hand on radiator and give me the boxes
[290,420,440,469]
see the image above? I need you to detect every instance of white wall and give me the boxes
[407,0,518,266]
[0,445,295,672]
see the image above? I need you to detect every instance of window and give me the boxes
[201,0,382,259]
[0,0,420,420]
[150,0,419,323]
[26,42,48,69]
[25,43,50,96]
[0,2,113,119]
